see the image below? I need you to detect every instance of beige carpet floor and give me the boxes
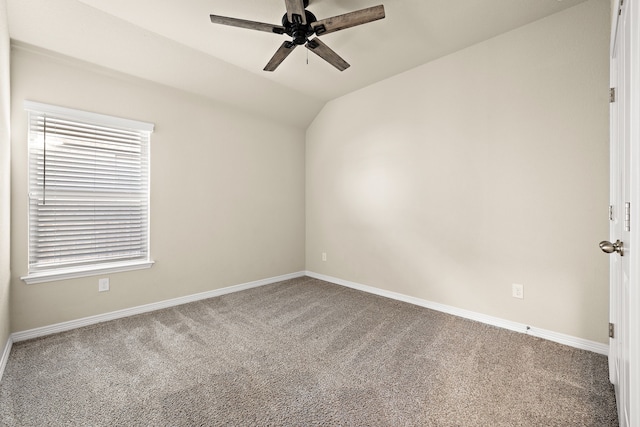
[0,276,618,426]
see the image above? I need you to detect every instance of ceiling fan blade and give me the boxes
[264,41,298,71]
[284,0,307,25]
[312,5,385,36]
[210,15,286,34]
[306,38,350,71]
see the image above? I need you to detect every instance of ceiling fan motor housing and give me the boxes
[282,10,317,45]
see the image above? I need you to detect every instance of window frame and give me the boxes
[21,101,155,284]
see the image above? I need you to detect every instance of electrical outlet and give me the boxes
[98,278,110,292]
[322,252,327,262]
[512,283,524,299]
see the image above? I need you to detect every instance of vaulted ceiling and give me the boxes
[7,0,589,127]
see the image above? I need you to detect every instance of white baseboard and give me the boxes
[9,270,608,357]
[0,335,12,382]
[11,271,306,343]
[306,271,609,356]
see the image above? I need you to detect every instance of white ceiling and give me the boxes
[6,0,589,128]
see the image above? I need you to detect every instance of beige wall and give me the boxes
[306,0,610,343]
[10,46,306,332]
[6,0,611,345]
[0,0,10,347]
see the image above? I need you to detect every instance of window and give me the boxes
[22,101,154,284]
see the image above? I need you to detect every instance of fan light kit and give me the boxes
[210,0,385,71]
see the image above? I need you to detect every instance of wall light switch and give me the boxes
[322,252,327,262]
[98,278,110,292]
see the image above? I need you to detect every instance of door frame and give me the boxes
[611,0,639,425]
[627,1,640,424]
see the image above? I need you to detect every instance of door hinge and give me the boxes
[609,205,615,221]
[610,87,616,103]
[625,202,631,231]
[609,322,615,339]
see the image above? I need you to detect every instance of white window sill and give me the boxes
[21,260,155,284]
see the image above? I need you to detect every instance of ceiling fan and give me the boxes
[210,0,385,72]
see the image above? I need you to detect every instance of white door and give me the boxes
[606,1,632,425]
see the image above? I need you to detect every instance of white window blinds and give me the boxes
[25,101,154,276]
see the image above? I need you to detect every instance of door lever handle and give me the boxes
[599,240,624,256]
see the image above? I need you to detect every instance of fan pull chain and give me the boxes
[306,47,309,65]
